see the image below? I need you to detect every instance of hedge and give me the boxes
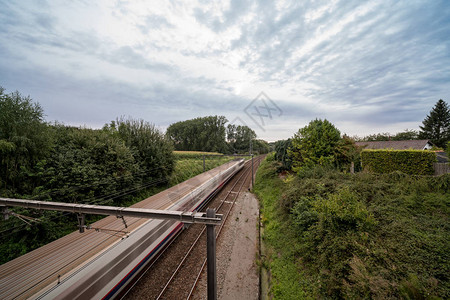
[361,149,436,175]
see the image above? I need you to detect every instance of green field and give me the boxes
[170,155,235,185]
[255,156,449,299]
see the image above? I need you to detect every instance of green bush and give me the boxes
[361,149,436,175]
[255,156,450,299]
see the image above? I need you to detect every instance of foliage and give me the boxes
[274,139,292,171]
[105,117,175,182]
[334,135,362,171]
[0,87,52,196]
[166,115,228,153]
[361,149,436,175]
[288,119,341,172]
[355,129,419,142]
[227,124,257,153]
[255,157,450,299]
[419,99,450,148]
[393,129,419,141]
[253,139,270,154]
[447,141,450,159]
[41,125,139,205]
[254,159,310,299]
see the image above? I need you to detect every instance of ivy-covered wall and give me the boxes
[361,149,436,175]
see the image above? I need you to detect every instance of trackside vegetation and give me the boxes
[255,156,449,299]
[0,88,238,264]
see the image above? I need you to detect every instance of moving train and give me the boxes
[33,159,244,299]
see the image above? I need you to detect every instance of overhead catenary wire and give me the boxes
[0,176,169,237]
[0,157,236,237]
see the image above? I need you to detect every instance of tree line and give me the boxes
[0,88,176,262]
[166,115,270,154]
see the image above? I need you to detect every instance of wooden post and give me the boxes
[203,155,206,173]
[350,162,355,174]
[206,208,217,300]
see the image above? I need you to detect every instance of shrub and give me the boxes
[361,149,436,175]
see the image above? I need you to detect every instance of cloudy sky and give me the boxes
[1,0,449,141]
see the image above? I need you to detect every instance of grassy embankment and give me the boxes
[254,155,449,299]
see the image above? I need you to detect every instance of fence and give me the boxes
[434,163,450,176]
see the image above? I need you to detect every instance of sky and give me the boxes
[0,0,449,142]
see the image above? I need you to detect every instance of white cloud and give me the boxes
[0,0,449,141]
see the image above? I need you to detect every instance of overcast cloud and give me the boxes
[0,0,449,141]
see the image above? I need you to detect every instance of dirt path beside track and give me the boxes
[192,191,260,300]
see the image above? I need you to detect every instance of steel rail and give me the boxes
[186,156,262,299]
[154,158,257,300]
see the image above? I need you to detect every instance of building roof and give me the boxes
[355,140,433,150]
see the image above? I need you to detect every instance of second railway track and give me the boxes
[123,156,263,300]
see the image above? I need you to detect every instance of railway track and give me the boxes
[0,160,245,300]
[123,156,263,299]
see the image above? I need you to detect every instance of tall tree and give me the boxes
[274,139,292,170]
[419,99,450,148]
[166,116,228,153]
[104,117,175,182]
[0,87,51,196]
[288,119,341,171]
[227,124,256,153]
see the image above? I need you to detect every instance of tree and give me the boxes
[42,125,140,204]
[105,117,175,183]
[274,139,292,170]
[253,139,270,154]
[419,99,450,148]
[166,116,228,153]
[333,135,361,171]
[227,124,257,153]
[392,129,419,141]
[288,119,341,171]
[0,87,51,196]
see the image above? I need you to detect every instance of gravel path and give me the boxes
[192,191,260,300]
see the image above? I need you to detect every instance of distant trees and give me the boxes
[253,139,270,154]
[166,116,268,154]
[227,124,256,153]
[166,116,228,153]
[419,99,450,148]
[355,129,419,142]
[283,120,360,173]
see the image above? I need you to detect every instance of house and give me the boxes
[355,139,434,150]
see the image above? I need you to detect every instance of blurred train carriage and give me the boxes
[0,159,244,300]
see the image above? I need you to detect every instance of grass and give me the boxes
[254,157,450,299]
[169,155,235,185]
[254,158,312,299]
[173,150,223,159]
